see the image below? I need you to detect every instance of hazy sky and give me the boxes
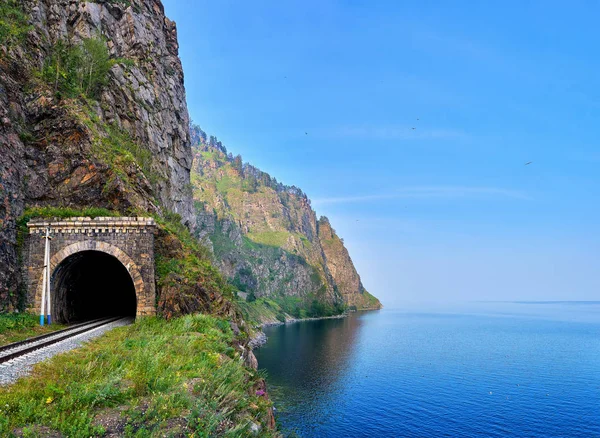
[162,0,600,305]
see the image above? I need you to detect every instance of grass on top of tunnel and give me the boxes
[0,314,275,437]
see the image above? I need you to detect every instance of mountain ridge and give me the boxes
[189,124,382,318]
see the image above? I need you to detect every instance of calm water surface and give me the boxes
[256,302,600,437]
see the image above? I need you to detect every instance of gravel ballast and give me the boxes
[0,317,133,386]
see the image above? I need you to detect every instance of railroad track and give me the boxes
[0,317,128,365]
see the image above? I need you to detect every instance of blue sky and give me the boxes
[162,0,600,305]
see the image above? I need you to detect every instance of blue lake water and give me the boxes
[256,302,600,437]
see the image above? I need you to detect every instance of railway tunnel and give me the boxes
[26,217,157,323]
[51,250,137,323]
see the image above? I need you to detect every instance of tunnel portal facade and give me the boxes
[25,217,156,322]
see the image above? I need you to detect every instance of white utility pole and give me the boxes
[40,228,52,325]
[40,231,47,326]
[45,228,52,325]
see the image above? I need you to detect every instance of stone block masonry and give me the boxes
[24,217,157,318]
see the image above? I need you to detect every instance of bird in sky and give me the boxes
[305,132,308,135]
[525,161,533,166]
[411,127,416,130]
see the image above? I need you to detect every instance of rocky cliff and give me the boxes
[0,0,194,308]
[190,128,381,316]
[0,0,381,317]
[318,217,381,310]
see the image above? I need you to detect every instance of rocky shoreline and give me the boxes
[249,308,382,349]
[249,312,350,348]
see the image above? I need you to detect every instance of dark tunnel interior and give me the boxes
[51,250,137,323]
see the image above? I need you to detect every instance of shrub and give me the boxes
[0,0,31,47]
[42,36,130,100]
[98,122,157,185]
[0,313,37,334]
[19,206,119,223]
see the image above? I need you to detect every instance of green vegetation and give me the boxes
[95,122,158,186]
[41,37,132,100]
[0,0,31,47]
[103,0,132,6]
[153,211,239,322]
[64,99,159,190]
[154,212,217,287]
[360,290,382,309]
[0,313,41,334]
[238,293,346,324]
[200,151,217,161]
[246,231,291,248]
[230,267,255,293]
[207,224,236,259]
[237,298,288,325]
[0,314,275,437]
[306,297,345,318]
[0,313,66,345]
[19,206,119,222]
[241,174,259,193]
[215,174,239,194]
[17,206,120,250]
[159,212,213,260]
[155,247,225,295]
[278,293,345,319]
[16,206,120,257]
[270,296,305,319]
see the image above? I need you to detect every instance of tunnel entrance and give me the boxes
[51,250,137,323]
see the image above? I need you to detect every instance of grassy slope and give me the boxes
[359,290,382,310]
[237,298,289,326]
[0,315,276,437]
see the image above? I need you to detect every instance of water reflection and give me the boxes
[255,313,368,423]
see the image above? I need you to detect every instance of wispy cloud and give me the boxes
[329,125,467,141]
[312,186,531,206]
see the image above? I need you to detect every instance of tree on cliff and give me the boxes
[42,36,123,100]
[79,37,112,97]
[232,155,243,173]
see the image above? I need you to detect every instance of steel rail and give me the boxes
[0,317,124,364]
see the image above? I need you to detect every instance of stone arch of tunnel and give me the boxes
[27,217,156,321]
[34,240,147,324]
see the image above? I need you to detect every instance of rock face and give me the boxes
[191,129,382,312]
[318,217,381,310]
[0,0,193,309]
